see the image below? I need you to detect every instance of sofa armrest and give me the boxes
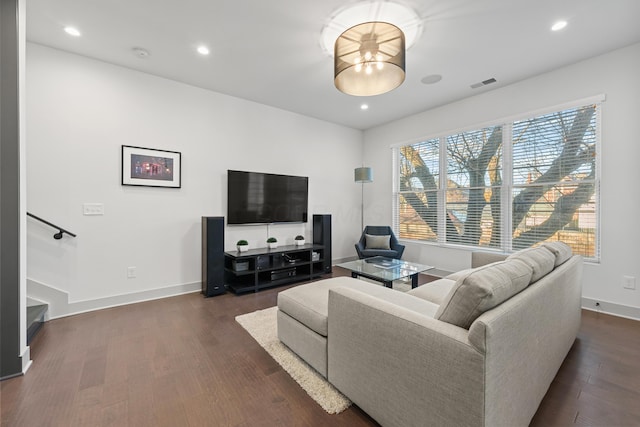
[327,287,485,427]
[471,251,508,268]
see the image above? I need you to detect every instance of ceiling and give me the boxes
[25,0,640,130]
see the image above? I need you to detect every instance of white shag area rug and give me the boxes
[235,306,352,414]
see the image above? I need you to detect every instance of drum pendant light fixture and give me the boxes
[334,21,405,96]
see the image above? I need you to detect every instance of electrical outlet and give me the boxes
[623,276,636,290]
[127,266,137,278]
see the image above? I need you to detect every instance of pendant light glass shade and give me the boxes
[335,22,405,96]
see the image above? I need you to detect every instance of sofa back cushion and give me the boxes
[542,241,573,267]
[435,259,533,329]
[506,246,555,283]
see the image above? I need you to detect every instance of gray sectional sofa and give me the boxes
[277,242,582,427]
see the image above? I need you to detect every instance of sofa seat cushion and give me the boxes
[278,277,352,337]
[435,259,533,329]
[507,246,555,283]
[278,276,440,337]
[543,241,573,267]
[408,278,456,306]
[359,249,402,258]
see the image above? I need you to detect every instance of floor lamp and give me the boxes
[354,167,373,231]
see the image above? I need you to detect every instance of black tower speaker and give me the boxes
[313,214,332,274]
[202,216,226,297]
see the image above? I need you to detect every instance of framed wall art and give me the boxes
[121,145,181,188]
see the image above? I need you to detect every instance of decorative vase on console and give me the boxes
[294,235,305,246]
[267,237,278,249]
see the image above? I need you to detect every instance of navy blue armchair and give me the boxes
[355,226,405,259]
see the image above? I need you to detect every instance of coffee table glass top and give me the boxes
[336,256,434,282]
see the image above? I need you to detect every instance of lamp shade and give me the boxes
[335,22,405,96]
[354,167,373,183]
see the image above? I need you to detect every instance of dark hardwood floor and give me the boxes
[2,269,639,426]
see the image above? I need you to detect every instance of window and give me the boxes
[397,138,439,242]
[393,100,600,260]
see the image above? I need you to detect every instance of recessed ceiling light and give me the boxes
[64,26,81,37]
[551,20,567,31]
[360,104,369,110]
[421,74,442,85]
[197,45,210,55]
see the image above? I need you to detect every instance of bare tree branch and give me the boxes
[513,170,595,248]
[399,146,439,233]
[459,127,502,245]
[512,106,595,231]
[398,105,596,250]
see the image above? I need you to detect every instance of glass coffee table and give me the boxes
[336,256,434,289]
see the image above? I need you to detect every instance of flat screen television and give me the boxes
[227,170,308,224]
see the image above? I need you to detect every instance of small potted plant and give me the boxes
[236,239,249,252]
[267,237,278,249]
[294,235,305,246]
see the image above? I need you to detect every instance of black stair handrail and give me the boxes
[27,212,77,239]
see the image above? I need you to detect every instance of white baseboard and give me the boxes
[582,297,640,321]
[21,346,32,374]
[27,278,201,320]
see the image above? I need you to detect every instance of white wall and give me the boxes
[18,0,30,371]
[26,44,363,315]
[364,42,640,319]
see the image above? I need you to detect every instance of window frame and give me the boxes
[392,95,603,261]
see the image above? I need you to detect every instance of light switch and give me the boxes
[83,203,104,215]
[623,276,636,290]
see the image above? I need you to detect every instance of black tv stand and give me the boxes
[224,244,327,294]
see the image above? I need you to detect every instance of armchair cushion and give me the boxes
[365,234,391,250]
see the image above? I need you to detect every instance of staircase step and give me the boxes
[27,304,48,345]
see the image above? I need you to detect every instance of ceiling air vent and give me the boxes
[470,78,497,89]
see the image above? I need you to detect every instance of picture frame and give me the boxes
[121,145,181,188]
